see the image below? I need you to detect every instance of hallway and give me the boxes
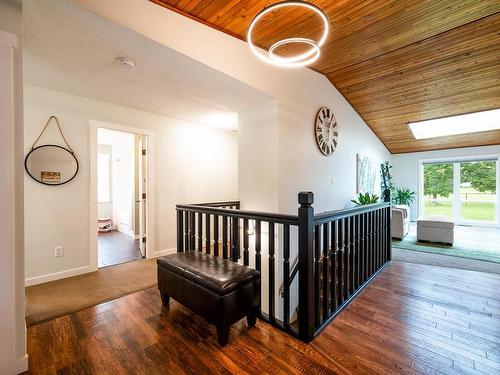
[98,230,141,268]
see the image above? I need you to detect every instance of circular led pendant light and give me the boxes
[247,1,329,68]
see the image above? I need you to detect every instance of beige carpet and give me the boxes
[26,258,157,326]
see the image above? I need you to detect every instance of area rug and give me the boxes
[392,234,500,264]
[26,258,157,326]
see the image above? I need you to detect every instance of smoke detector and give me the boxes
[115,57,135,69]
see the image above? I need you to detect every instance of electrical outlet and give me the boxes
[54,246,64,257]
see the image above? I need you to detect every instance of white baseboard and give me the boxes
[149,248,176,258]
[25,265,95,287]
[14,354,28,374]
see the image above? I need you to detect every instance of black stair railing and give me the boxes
[175,192,391,342]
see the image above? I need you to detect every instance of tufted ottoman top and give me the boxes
[157,251,260,295]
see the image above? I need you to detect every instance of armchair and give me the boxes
[392,204,410,240]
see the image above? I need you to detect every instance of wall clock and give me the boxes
[315,106,338,156]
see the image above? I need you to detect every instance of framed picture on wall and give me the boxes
[356,154,378,195]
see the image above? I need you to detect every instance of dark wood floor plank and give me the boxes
[26,261,500,374]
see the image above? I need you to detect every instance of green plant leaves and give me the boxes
[392,187,416,205]
[352,192,379,206]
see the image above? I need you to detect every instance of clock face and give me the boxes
[315,107,338,156]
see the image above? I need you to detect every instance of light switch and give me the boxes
[54,246,64,257]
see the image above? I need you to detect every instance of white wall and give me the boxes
[76,0,390,216]
[24,84,238,284]
[0,0,28,373]
[238,101,279,212]
[392,145,500,221]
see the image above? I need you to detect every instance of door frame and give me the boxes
[418,154,500,228]
[89,120,155,270]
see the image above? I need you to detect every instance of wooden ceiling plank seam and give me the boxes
[149,0,250,42]
[316,2,468,69]
[350,79,500,114]
[204,0,247,23]
[362,90,500,121]
[215,1,269,30]
[343,55,500,101]
[331,39,500,89]
[190,0,221,17]
[326,13,500,86]
[343,46,500,89]
[320,5,500,74]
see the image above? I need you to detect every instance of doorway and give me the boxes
[419,157,500,226]
[90,121,154,269]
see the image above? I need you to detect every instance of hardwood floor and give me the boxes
[26,261,500,374]
[98,230,142,267]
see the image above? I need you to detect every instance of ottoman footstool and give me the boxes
[157,251,260,346]
[417,215,455,246]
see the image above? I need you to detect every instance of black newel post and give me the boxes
[298,191,315,342]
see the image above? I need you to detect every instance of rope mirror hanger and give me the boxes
[30,115,74,153]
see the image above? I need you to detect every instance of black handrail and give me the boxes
[176,204,299,225]
[194,201,240,208]
[314,202,391,224]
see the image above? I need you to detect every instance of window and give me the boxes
[421,159,498,224]
[97,152,111,203]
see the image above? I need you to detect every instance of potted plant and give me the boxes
[351,192,379,206]
[391,187,416,206]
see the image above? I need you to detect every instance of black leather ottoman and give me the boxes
[157,251,261,346]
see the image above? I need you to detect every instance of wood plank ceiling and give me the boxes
[150,0,500,154]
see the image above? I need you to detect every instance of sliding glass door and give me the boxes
[459,161,496,222]
[421,159,498,225]
[422,163,454,219]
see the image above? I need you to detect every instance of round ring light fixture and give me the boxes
[247,1,329,68]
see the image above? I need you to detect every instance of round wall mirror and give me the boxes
[25,145,79,185]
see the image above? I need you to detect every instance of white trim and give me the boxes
[14,355,28,374]
[89,120,155,269]
[453,162,461,220]
[418,153,500,164]
[418,160,424,220]
[25,265,93,287]
[0,30,17,48]
[497,160,500,225]
[151,248,177,258]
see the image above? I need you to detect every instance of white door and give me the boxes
[138,136,147,257]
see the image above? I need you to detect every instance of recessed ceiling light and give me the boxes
[115,57,135,69]
[408,109,500,139]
